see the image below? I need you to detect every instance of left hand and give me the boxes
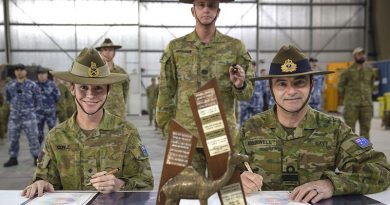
[289,179,334,204]
[90,171,125,194]
[229,64,246,88]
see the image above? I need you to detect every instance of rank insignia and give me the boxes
[140,144,149,157]
[281,59,297,73]
[354,137,372,149]
[88,61,100,77]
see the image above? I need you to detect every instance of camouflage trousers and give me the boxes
[343,105,373,139]
[0,105,10,139]
[192,148,208,177]
[309,102,322,111]
[148,103,156,126]
[37,109,57,145]
[8,114,41,158]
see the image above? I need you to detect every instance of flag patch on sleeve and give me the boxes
[353,137,372,149]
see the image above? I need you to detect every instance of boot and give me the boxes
[3,157,18,167]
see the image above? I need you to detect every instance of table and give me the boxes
[3,190,389,205]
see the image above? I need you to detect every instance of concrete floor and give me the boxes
[0,114,389,190]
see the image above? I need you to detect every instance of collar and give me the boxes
[67,109,116,134]
[187,29,225,46]
[267,107,318,140]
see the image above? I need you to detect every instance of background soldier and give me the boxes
[338,47,375,139]
[156,0,254,175]
[0,77,12,145]
[96,38,130,119]
[308,57,324,111]
[146,77,159,129]
[36,68,60,144]
[55,78,75,123]
[239,45,390,204]
[3,64,42,167]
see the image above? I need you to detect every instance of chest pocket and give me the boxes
[243,139,281,173]
[175,52,195,81]
[100,144,126,175]
[53,143,81,188]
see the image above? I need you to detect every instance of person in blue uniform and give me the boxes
[3,64,42,167]
[308,58,324,111]
[36,67,60,144]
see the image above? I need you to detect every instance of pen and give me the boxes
[86,168,120,186]
[244,162,261,191]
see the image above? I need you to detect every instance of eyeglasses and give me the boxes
[194,2,219,9]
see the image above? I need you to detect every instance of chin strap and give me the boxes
[193,9,218,26]
[75,85,110,116]
[269,76,313,114]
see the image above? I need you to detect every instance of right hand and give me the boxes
[21,180,55,198]
[240,171,263,196]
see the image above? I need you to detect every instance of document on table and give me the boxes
[247,191,309,205]
[21,192,97,205]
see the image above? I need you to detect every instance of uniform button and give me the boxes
[201,69,208,75]
[88,168,93,173]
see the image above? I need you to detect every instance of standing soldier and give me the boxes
[338,47,375,139]
[308,57,324,111]
[146,77,159,129]
[0,77,12,145]
[36,67,61,144]
[55,78,75,123]
[156,0,254,175]
[96,38,130,119]
[3,64,42,167]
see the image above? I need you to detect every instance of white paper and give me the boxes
[25,192,97,205]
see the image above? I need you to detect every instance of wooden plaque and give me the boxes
[189,78,247,205]
[156,120,198,205]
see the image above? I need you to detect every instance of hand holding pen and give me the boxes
[240,162,263,196]
[87,168,125,193]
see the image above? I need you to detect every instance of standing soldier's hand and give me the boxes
[229,64,246,88]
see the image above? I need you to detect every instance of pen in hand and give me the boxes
[86,168,120,186]
[244,162,262,191]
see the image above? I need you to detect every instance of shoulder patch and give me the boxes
[353,137,372,149]
[140,144,149,157]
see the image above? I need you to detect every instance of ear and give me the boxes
[191,7,195,17]
[70,84,75,96]
[217,8,220,16]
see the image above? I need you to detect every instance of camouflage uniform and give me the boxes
[338,62,375,138]
[239,80,267,126]
[309,75,324,111]
[36,79,61,144]
[146,83,159,126]
[157,30,254,173]
[56,83,75,123]
[104,65,129,119]
[5,79,42,158]
[0,91,4,141]
[33,111,154,190]
[238,107,390,194]
[1,78,11,141]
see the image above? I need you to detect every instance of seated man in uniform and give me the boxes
[22,48,154,198]
[238,45,390,204]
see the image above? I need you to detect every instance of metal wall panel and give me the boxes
[9,0,138,24]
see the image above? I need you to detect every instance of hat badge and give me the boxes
[281,59,297,73]
[88,61,100,77]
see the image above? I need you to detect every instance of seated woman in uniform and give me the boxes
[22,48,154,198]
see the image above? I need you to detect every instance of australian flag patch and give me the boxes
[140,145,149,157]
[353,137,372,149]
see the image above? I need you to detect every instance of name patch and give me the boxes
[247,139,277,147]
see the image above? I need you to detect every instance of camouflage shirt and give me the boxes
[104,64,129,119]
[238,107,390,195]
[157,30,254,146]
[338,62,375,106]
[33,110,154,191]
